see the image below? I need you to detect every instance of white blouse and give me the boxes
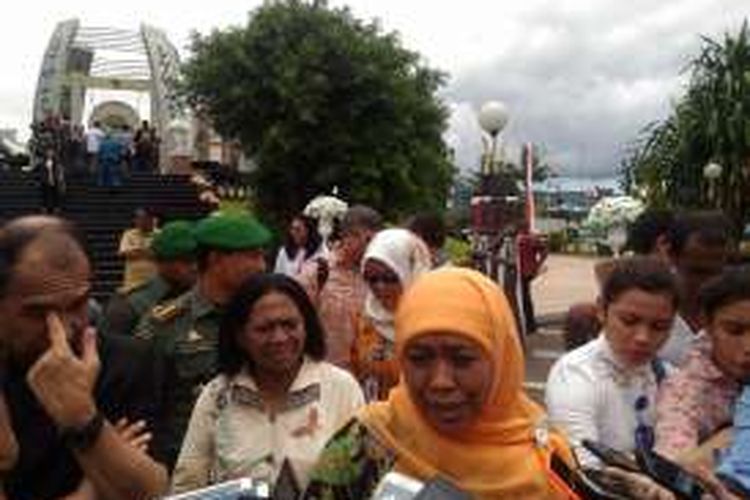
[545,336,660,467]
[659,314,698,367]
[274,247,325,277]
[171,358,364,493]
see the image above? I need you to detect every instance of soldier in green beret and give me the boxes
[100,221,198,338]
[134,212,271,469]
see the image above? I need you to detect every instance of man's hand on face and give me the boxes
[26,312,100,428]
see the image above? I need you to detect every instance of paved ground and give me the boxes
[532,254,600,318]
[523,253,600,403]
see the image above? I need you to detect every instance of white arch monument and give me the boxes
[33,19,188,171]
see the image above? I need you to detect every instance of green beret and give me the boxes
[193,212,271,250]
[151,221,197,259]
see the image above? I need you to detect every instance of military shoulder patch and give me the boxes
[151,302,183,322]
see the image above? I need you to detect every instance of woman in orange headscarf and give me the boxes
[304,268,579,499]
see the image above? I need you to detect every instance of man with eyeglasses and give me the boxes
[297,205,383,371]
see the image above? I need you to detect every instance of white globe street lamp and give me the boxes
[478,101,509,136]
[703,162,723,180]
[703,162,723,207]
[478,101,509,174]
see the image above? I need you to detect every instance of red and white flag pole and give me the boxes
[525,142,536,233]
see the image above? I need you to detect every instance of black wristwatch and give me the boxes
[60,412,105,452]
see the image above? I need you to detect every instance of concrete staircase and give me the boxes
[0,169,41,220]
[64,173,208,302]
[0,169,208,302]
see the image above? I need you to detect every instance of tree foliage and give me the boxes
[622,21,750,227]
[472,142,553,199]
[181,0,454,224]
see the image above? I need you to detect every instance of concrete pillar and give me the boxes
[70,80,85,126]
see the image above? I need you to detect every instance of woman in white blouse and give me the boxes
[171,273,364,493]
[274,215,324,277]
[545,256,679,467]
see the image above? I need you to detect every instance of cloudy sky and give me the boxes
[1,0,747,177]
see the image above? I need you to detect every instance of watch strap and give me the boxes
[60,412,105,452]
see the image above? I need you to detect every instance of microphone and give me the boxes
[371,472,471,500]
[371,472,424,499]
[165,478,272,500]
[414,477,472,499]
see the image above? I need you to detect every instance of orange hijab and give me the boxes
[359,268,577,499]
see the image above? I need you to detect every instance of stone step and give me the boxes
[523,327,567,405]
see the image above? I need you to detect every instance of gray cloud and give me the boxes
[443,0,748,177]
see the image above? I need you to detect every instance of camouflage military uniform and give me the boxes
[99,276,175,337]
[134,285,223,469]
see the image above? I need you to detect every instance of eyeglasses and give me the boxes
[634,394,655,450]
[364,273,400,286]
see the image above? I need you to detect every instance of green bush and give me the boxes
[445,236,472,266]
[547,230,568,253]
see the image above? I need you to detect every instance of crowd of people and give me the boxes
[0,202,749,499]
[550,210,749,498]
[28,116,161,212]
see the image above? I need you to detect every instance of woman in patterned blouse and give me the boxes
[655,267,750,461]
[170,274,364,493]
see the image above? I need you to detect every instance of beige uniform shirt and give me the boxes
[171,358,364,493]
[118,228,156,289]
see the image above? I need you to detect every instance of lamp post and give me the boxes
[703,162,723,208]
[478,101,509,175]
[475,100,521,324]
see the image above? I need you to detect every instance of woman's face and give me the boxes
[601,288,675,368]
[707,299,750,382]
[289,218,308,248]
[402,333,493,435]
[363,258,403,312]
[240,291,306,376]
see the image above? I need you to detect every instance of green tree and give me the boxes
[479,142,553,184]
[181,0,453,224]
[623,21,750,228]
